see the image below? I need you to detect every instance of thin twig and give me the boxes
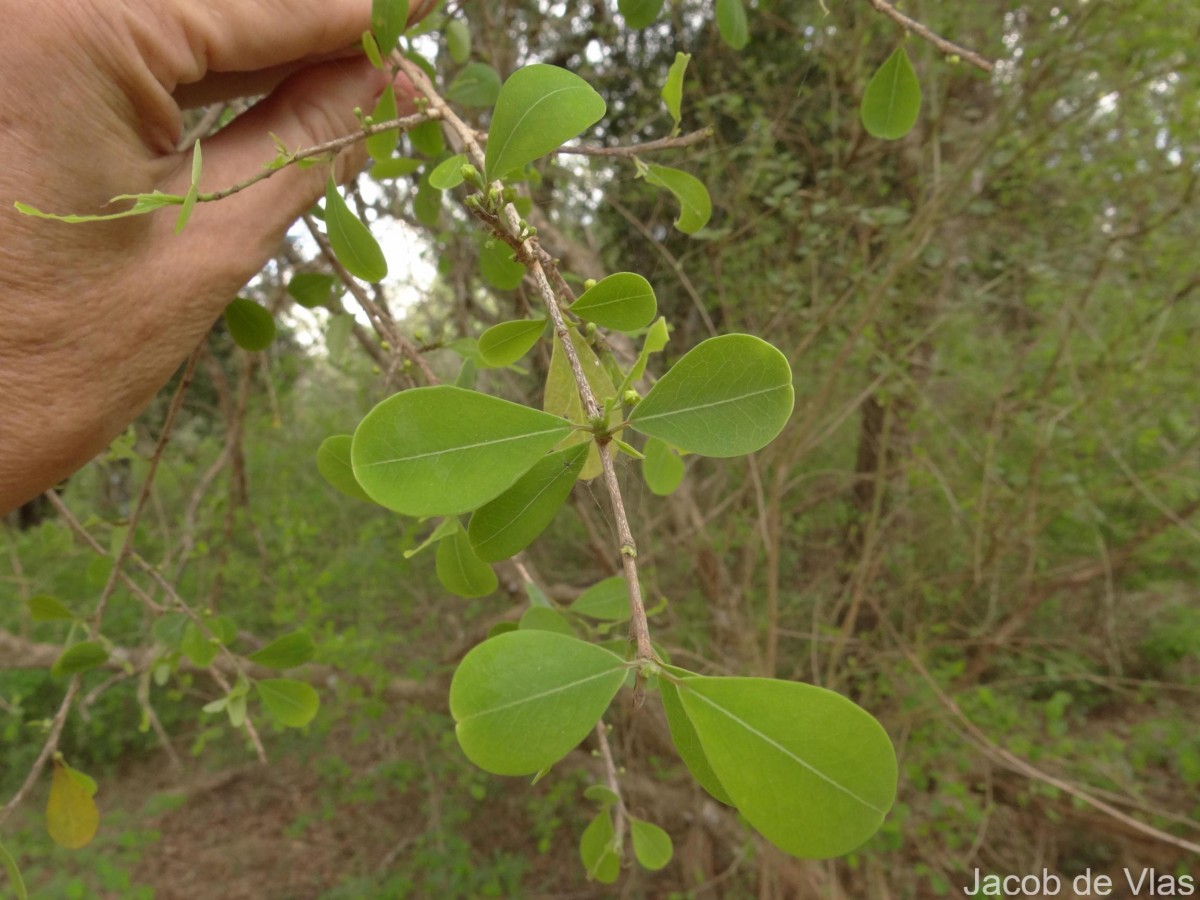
[0,679,79,830]
[863,0,995,73]
[557,128,714,158]
[871,596,1200,856]
[302,214,439,386]
[594,720,628,860]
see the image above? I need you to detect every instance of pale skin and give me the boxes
[0,0,431,515]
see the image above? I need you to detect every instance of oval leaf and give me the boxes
[643,164,712,234]
[716,0,749,50]
[570,273,657,332]
[409,119,445,157]
[478,318,545,367]
[46,759,99,850]
[468,443,589,562]
[325,177,388,282]
[479,240,526,290]
[27,595,74,622]
[248,631,316,670]
[579,811,621,883]
[287,272,340,309]
[450,630,627,775]
[51,642,108,678]
[429,153,468,190]
[371,0,410,52]
[676,676,897,859]
[628,334,793,457]
[485,65,607,182]
[630,818,673,871]
[518,606,577,636]
[436,525,498,598]
[860,46,922,140]
[447,62,502,108]
[641,437,684,496]
[618,0,665,29]
[223,298,275,352]
[569,576,631,623]
[317,435,373,503]
[256,678,320,728]
[371,156,423,180]
[446,19,472,64]
[352,386,573,518]
[366,83,400,162]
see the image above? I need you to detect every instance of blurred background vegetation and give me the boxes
[3,0,1197,896]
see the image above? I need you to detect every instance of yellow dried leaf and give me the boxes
[47,757,99,849]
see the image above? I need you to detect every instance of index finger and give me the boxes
[165,0,432,88]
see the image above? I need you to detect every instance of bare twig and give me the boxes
[0,679,79,830]
[594,719,628,861]
[558,128,714,158]
[863,0,995,73]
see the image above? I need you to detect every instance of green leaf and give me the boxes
[223,298,276,352]
[287,272,340,309]
[325,177,388,282]
[318,435,374,503]
[630,818,673,870]
[478,318,545,367]
[51,642,108,678]
[643,164,712,234]
[468,443,589,562]
[446,18,472,63]
[584,784,620,807]
[479,240,526,290]
[570,273,657,333]
[618,0,665,29]
[627,316,670,385]
[544,327,618,480]
[641,437,684,496]
[519,606,576,636]
[569,576,631,623]
[716,0,749,49]
[484,65,607,182]
[371,156,423,180]
[152,613,188,650]
[628,334,793,457]
[85,556,113,590]
[352,385,573,517]
[661,52,691,133]
[325,314,354,364]
[409,119,445,157]
[181,623,219,668]
[413,170,442,227]
[449,630,627,775]
[15,191,184,224]
[579,810,621,883]
[447,63,501,108]
[46,759,99,850]
[175,141,202,234]
[675,676,897,858]
[367,84,400,162]
[860,46,922,140]
[429,153,468,190]
[27,595,75,622]
[659,678,733,804]
[371,0,410,52]
[403,517,459,559]
[257,678,320,728]
[248,632,316,670]
[436,524,498,598]
[0,838,28,900]
[362,30,384,68]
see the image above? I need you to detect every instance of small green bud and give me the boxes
[380,340,391,351]
[502,186,518,204]
[460,163,481,187]
[583,279,597,291]
[585,322,598,338]
[622,389,640,406]
[371,365,381,375]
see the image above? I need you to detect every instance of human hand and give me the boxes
[0,0,430,513]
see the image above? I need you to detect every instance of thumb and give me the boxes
[169,56,411,292]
